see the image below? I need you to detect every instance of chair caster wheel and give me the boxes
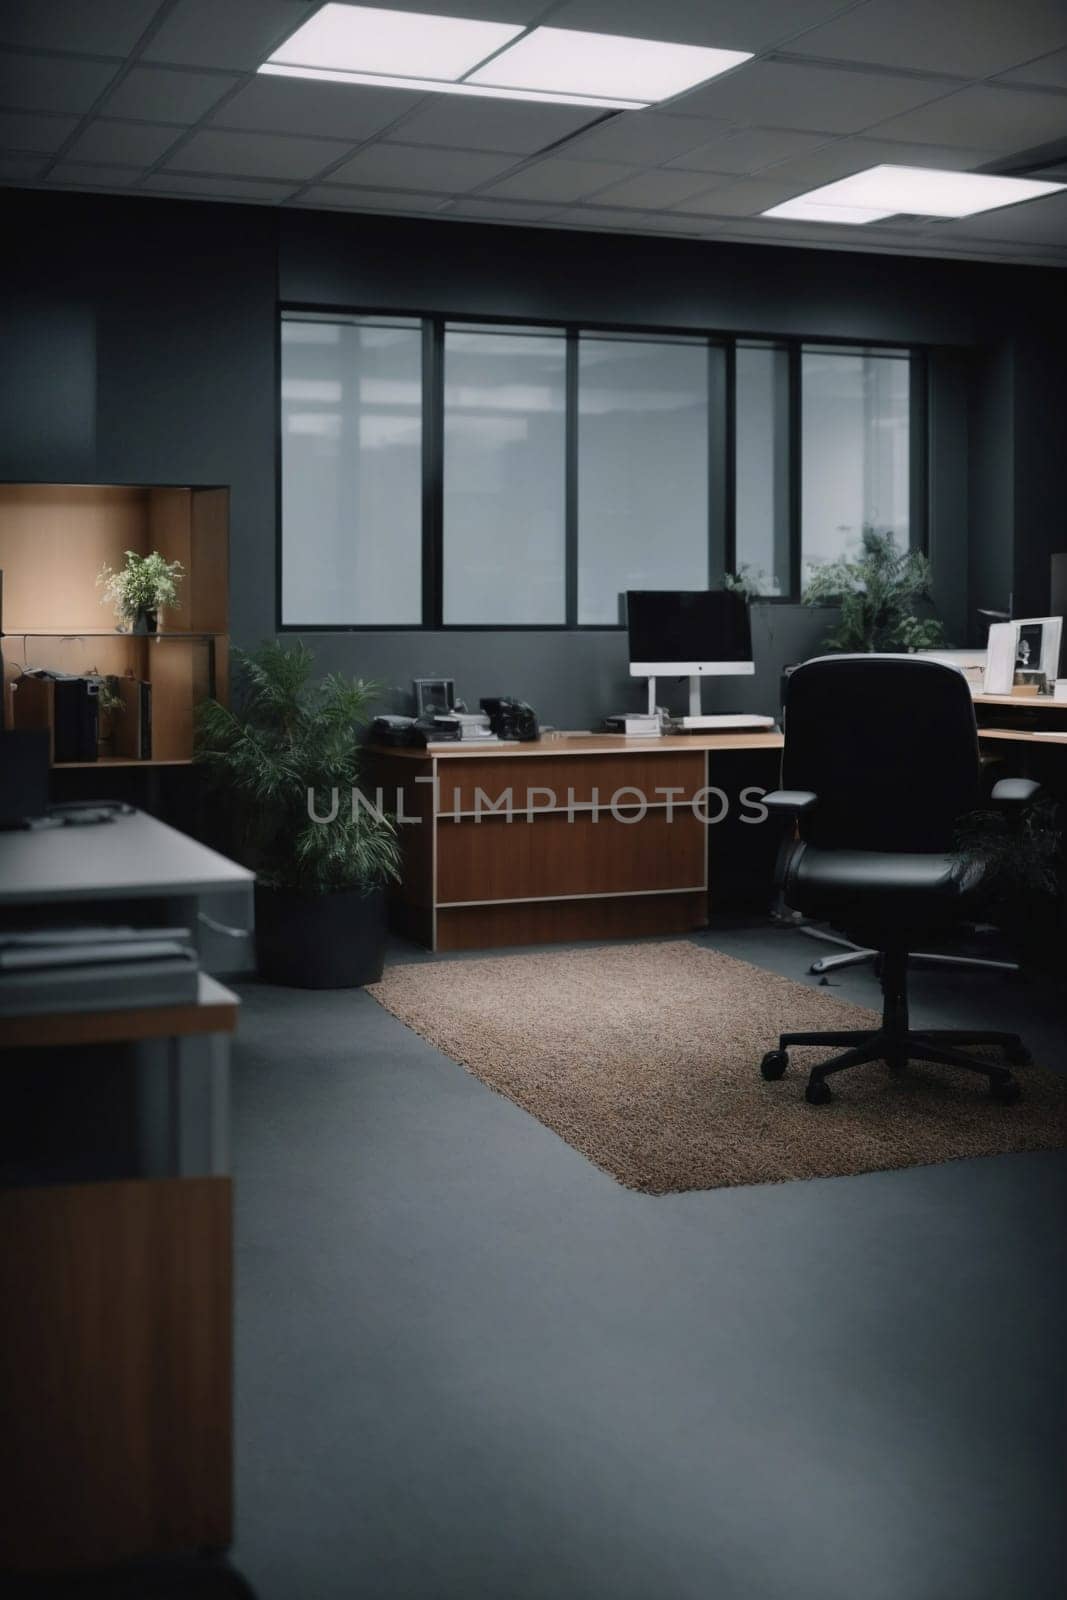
[761,1050,788,1081]
[991,1076,1022,1105]
[805,1079,833,1106]
[1005,1043,1031,1067]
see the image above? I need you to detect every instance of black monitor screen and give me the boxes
[626,589,752,665]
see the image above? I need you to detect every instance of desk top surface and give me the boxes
[977,726,1067,745]
[0,809,253,905]
[973,693,1067,710]
[374,730,785,760]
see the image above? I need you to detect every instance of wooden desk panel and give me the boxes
[436,809,705,906]
[436,892,707,951]
[438,749,706,815]
[0,1177,232,1572]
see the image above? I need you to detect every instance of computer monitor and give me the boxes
[627,589,755,725]
[627,589,754,677]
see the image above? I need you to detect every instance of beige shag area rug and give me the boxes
[367,942,1067,1193]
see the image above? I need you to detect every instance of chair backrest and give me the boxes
[782,655,982,853]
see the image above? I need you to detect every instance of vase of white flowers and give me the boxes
[97,550,185,633]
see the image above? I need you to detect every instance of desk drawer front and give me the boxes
[436,809,705,905]
[438,751,705,816]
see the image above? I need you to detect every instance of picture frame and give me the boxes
[983,617,1062,695]
[1011,616,1062,684]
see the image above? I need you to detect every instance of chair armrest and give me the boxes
[762,789,819,816]
[990,778,1042,810]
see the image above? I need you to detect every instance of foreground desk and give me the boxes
[0,812,252,1574]
[374,730,784,952]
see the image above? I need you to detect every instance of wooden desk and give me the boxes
[374,730,783,951]
[0,814,249,1573]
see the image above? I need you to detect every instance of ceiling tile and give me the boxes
[766,137,999,187]
[328,143,519,193]
[0,0,163,55]
[438,197,559,222]
[676,175,805,216]
[549,1,850,53]
[666,126,831,174]
[47,162,142,189]
[141,172,299,202]
[997,47,1067,89]
[871,83,1067,149]
[66,118,184,167]
[212,74,418,141]
[102,65,240,124]
[144,0,316,71]
[0,151,49,182]
[482,157,636,202]
[561,110,733,166]
[168,128,353,180]
[292,184,450,212]
[0,51,119,113]
[0,109,78,152]
[392,96,602,157]
[589,168,720,209]
[664,59,959,131]
[786,0,1067,80]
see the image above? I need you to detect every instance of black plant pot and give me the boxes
[254,884,387,988]
[131,608,158,634]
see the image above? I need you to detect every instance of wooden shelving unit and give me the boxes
[0,483,229,765]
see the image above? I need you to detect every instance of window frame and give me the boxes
[276,303,929,632]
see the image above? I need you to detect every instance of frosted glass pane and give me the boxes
[578,338,709,626]
[801,350,909,580]
[281,317,422,625]
[734,345,788,596]
[443,327,566,625]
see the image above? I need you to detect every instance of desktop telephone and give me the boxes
[480,697,540,741]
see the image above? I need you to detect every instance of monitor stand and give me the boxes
[646,675,776,733]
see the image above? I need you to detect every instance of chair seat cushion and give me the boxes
[785,846,979,934]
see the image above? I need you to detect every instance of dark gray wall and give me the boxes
[1,189,1064,729]
[968,342,1016,629]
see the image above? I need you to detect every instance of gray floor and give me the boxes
[229,925,1067,1600]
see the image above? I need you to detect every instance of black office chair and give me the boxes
[759,655,1036,1106]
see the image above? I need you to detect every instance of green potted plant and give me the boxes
[195,640,401,988]
[97,549,185,633]
[94,676,126,757]
[955,795,1065,977]
[802,527,945,652]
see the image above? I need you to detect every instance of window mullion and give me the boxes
[422,316,444,627]
[566,328,579,628]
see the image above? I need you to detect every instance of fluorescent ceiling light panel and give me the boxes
[267,4,524,82]
[466,26,752,104]
[258,62,645,109]
[763,198,896,224]
[764,164,1066,224]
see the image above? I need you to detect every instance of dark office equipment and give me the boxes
[0,729,50,828]
[480,697,540,741]
[759,655,1035,1105]
[413,677,455,720]
[371,714,418,746]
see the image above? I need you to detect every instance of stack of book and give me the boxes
[430,712,499,743]
[602,712,664,737]
[0,926,198,1017]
